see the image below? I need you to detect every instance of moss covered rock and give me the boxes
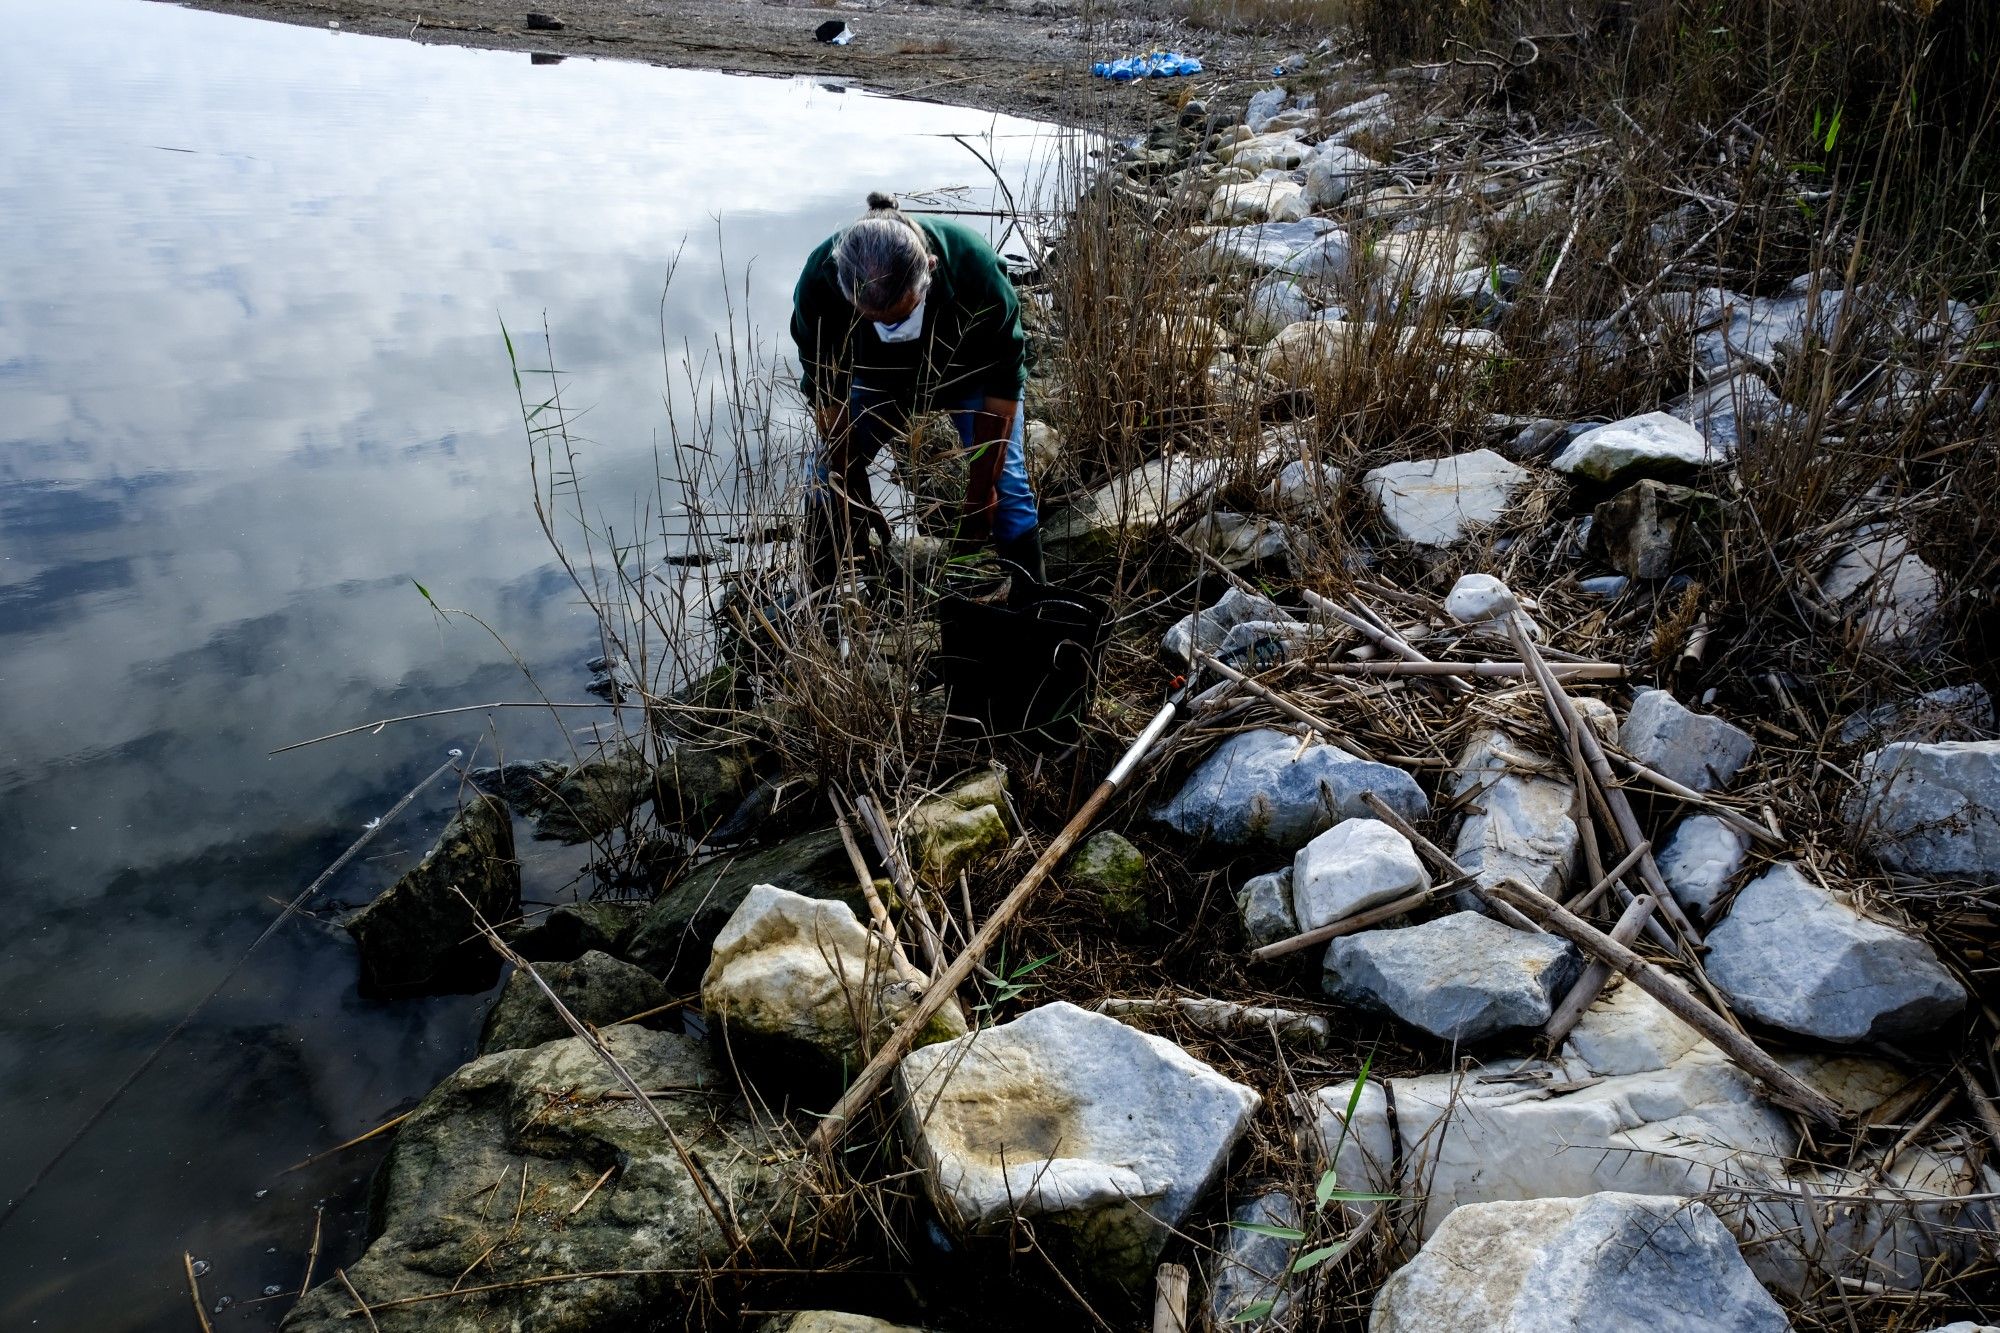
[346,795,519,997]
[477,951,671,1054]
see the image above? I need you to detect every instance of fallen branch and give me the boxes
[1540,891,1659,1045]
[1486,878,1842,1126]
[1096,995,1330,1046]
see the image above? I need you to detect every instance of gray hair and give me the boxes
[834,192,932,312]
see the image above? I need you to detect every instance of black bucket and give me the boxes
[936,576,1109,747]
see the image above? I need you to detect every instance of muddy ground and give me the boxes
[164,0,1294,130]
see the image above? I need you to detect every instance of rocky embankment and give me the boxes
[290,72,1997,1333]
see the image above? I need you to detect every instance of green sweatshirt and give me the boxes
[791,216,1028,410]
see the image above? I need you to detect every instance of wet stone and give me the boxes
[346,795,520,998]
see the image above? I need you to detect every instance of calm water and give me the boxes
[0,4,1060,1326]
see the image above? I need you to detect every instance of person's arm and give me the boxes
[956,396,1018,546]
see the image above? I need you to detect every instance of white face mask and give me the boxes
[872,293,928,343]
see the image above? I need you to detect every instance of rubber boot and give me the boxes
[994,527,1045,586]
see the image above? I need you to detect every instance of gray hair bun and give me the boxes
[835,193,933,310]
[866,191,899,211]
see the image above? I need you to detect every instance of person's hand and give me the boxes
[955,397,1016,549]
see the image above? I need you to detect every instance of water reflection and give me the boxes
[0,1,1061,1326]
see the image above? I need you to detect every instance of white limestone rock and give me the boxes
[1838,683,1994,747]
[1206,1191,1301,1331]
[1302,143,1378,208]
[1656,814,1750,921]
[1704,863,1966,1043]
[1450,728,1579,902]
[702,885,966,1073]
[1262,321,1500,385]
[1155,727,1427,852]
[1209,179,1309,225]
[1364,448,1530,547]
[1162,585,1285,663]
[1266,458,1343,515]
[1197,218,1343,272]
[1291,818,1429,930]
[1620,688,1756,792]
[1821,529,1942,650]
[1552,411,1720,484]
[1322,912,1578,1042]
[1369,1194,1791,1333]
[1224,131,1309,172]
[1312,984,1987,1299]
[1245,274,1314,339]
[1442,572,1517,623]
[1847,740,2000,883]
[1671,371,1782,453]
[897,1001,1259,1291]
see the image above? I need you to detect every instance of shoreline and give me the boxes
[162,0,1239,132]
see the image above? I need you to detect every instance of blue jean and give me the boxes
[809,383,1039,543]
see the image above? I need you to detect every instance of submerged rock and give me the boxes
[1154,727,1426,852]
[702,884,965,1081]
[1291,817,1428,930]
[346,795,520,997]
[283,1027,820,1333]
[1703,863,1966,1043]
[528,748,655,843]
[479,950,670,1055]
[1620,688,1755,792]
[627,827,869,984]
[1370,1194,1789,1333]
[897,1001,1258,1293]
[1552,411,1719,484]
[1322,912,1578,1042]
[1363,448,1529,547]
[1847,740,2000,883]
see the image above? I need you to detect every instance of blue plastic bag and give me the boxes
[1091,50,1203,81]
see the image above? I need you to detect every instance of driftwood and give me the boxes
[1252,885,1439,961]
[1486,877,1843,1126]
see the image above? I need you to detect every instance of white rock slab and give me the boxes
[1162,585,1284,663]
[1704,863,1966,1043]
[703,884,965,1070]
[1291,818,1429,930]
[897,1001,1259,1290]
[1266,458,1343,515]
[1197,218,1343,271]
[1209,179,1309,224]
[1262,322,1500,386]
[1656,814,1750,921]
[1322,912,1577,1042]
[1302,143,1378,207]
[1155,727,1427,852]
[1552,411,1720,483]
[1847,740,2000,883]
[1620,688,1756,792]
[1364,448,1530,546]
[1370,1194,1791,1333]
[1821,529,1941,649]
[1223,130,1309,172]
[1450,728,1579,901]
